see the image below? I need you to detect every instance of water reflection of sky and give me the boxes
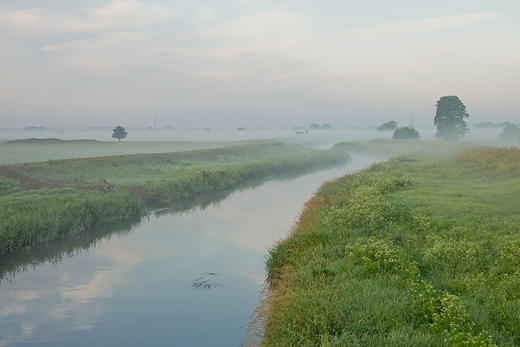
[0,157,377,347]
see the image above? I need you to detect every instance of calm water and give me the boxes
[0,157,377,347]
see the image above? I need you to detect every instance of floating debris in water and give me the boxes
[152,207,170,213]
[192,273,224,290]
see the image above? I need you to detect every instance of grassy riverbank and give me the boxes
[256,145,520,346]
[0,142,349,255]
[0,188,146,255]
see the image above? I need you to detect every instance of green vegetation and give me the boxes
[254,145,520,346]
[0,142,349,255]
[112,125,128,142]
[377,120,398,131]
[333,139,475,158]
[0,139,226,165]
[392,127,420,140]
[473,121,512,129]
[0,177,23,195]
[499,124,520,141]
[0,188,146,254]
[434,95,470,140]
[12,142,347,188]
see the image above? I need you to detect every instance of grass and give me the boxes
[0,139,228,165]
[251,144,520,346]
[11,142,344,186]
[0,188,147,254]
[0,142,349,255]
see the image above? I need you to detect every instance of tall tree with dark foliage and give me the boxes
[434,96,470,140]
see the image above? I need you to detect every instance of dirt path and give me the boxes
[0,166,48,190]
[0,166,155,204]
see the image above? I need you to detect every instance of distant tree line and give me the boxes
[293,123,332,131]
[473,121,512,129]
[24,126,55,132]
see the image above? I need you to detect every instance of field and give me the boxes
[0,141,349,255]
[252,144,520,346]
[0,138,228,165]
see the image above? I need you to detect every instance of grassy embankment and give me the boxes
[254,144,520,346]
[0,142,349,255]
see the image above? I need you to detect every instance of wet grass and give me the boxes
[254,145,520,346]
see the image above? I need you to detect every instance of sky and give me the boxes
[0,0,519,130]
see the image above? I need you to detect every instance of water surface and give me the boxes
[0,157,377,346]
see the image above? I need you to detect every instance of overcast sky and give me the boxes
[1,0,519,130]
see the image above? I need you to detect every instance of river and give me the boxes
[0,156,378,347]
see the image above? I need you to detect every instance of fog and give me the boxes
[0,126,508,144]
[1,1,519,130]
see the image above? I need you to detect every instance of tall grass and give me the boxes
[254,146,520,346]
[150,152,347,201]
[0,188,146,254]
[456,146,520,177]
[0,177,22,195]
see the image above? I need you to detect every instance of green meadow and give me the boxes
[0,142,349,255]
[0,138,228,165]
[254,144,520,346]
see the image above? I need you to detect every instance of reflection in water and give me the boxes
[0,217,143,285]
[151,161,349,218]
[0,156,378,347]
[0,161,346,285]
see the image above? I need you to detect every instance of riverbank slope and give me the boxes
[257,144,520,346]
[0,142,349,255]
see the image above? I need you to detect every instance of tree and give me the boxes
[377,120,398,131]
[434,96,470,140]
[112,126,128,142]
[392,127,420,140]
[499,124,520,141]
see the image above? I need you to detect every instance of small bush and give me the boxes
[499,124,520,141]
[393,127,420,140]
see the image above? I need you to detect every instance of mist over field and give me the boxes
[0,126,507,143]
[0,125,511,166]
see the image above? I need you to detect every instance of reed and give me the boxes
[0,188,146,254]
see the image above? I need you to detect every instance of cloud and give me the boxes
[43,32,152,74]
[0,0,172,35]
[332,13,501,43]
[0,3,516,127]
[198,11,315,58]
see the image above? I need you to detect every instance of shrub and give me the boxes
[393,127,420,140]
[499,124,520,141]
